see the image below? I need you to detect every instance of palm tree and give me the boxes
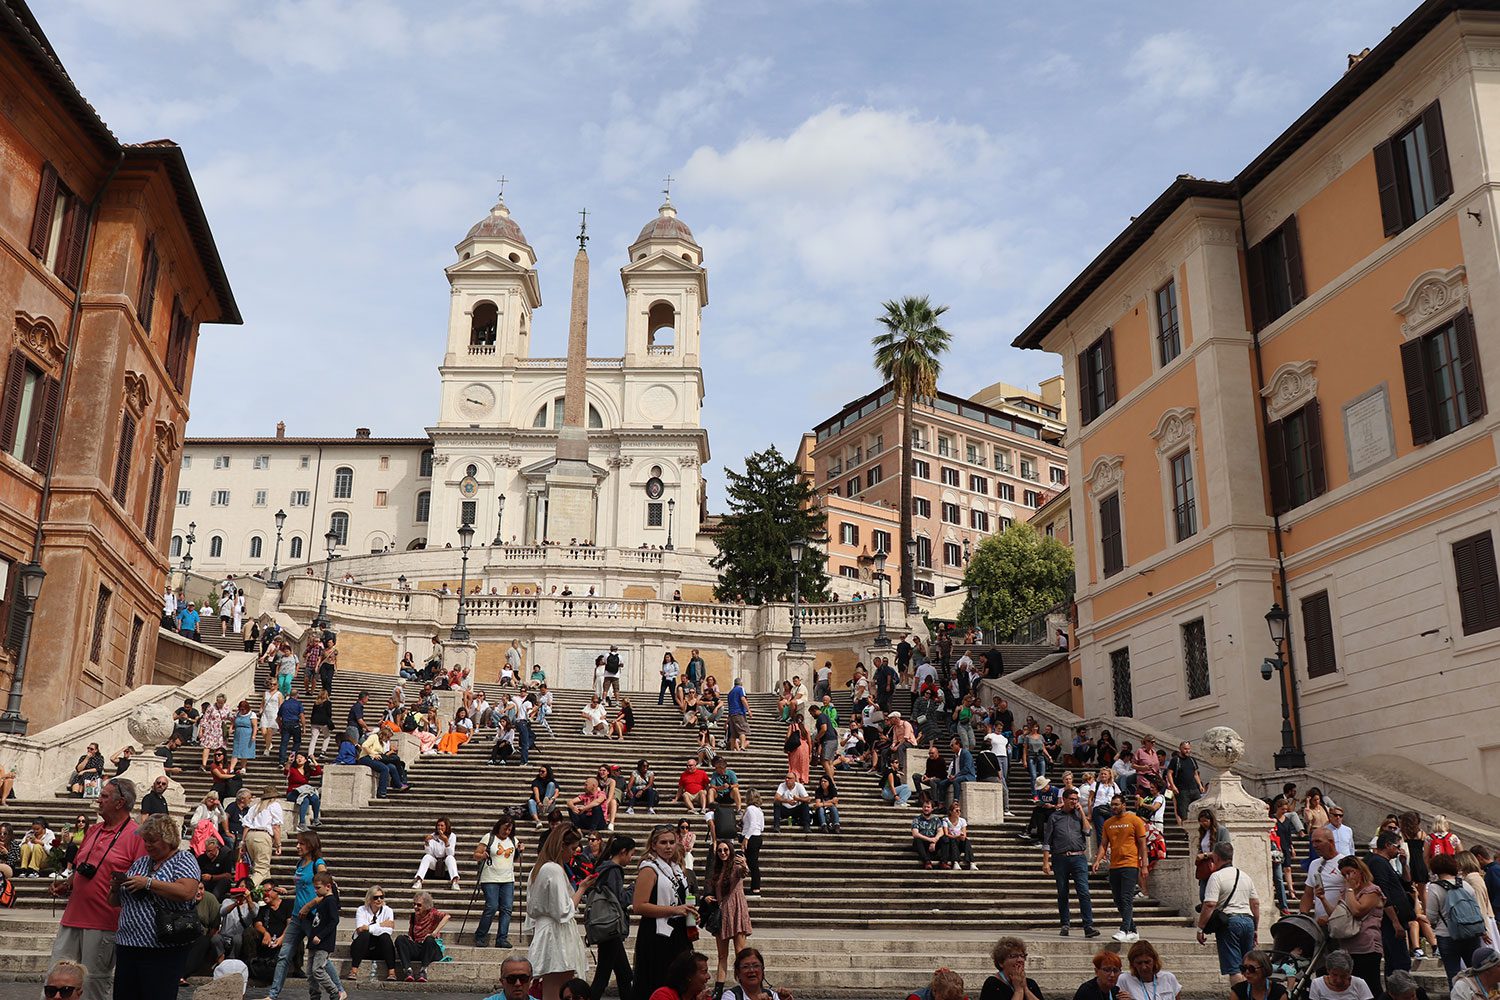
[872,295,952,614]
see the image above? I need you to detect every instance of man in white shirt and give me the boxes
[773,772,812,832]
[1300,827,1346,919]
[1326,807,1355,857]
[813,662,832,703]
[913,660,938,693]
[1196,842,1260,984]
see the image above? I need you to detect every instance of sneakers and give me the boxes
[1411,948,1427,960]
[1113,930,1130,942]
[969,863,980,871]
[1084,927,1101,938]
[625,807,635,815]
[1125,932,1140,942]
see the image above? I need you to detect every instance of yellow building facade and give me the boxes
[1016,1,1500,786]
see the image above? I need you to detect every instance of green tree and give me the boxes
[872,295,953,609]
[710,445,830,605]
[961,522,1074,637]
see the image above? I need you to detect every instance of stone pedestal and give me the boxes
[961,782,1007,825]
[129,755,186,814]
[1197,727,1277,936]
[321,764,376,811]
[905,746,926,779]
[433,689,462,723]
[442,639,476,678]
[776,649,815,690]
[390,733,422,769]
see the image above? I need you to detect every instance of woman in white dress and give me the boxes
[527,822,591,1000]
[259,680,282,756]
[232,592,245,638]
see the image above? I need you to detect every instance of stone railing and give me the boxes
[328,583,412,613]
[278,543,701,584]
[647,344,675,355]
[468,344,496,355]
[515,357,626,370]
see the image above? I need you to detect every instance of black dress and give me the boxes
[1232,982,1288,1000]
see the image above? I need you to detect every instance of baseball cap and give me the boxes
[1472,947,1500,973]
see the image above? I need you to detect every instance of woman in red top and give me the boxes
[285,752,322,829]
[650,950,709,1000]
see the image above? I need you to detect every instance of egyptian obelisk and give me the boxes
[542,211,601,542]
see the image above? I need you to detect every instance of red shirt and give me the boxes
[678,768,709,794]
[408,907,448,942]
[61,817,146,931]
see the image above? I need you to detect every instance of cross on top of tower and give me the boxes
[661,173,674,202]
[577,208,589,249]
[496,175,508,199]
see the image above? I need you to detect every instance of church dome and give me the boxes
[466,198,530,246]
[636,200,696,244]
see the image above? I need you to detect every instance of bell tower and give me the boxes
[444,195,542,369]
[621,196,707,368]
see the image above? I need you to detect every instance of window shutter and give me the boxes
[1077,353,1095,425]
[145,460,164,543]
[31,376,61,473]
[1246,240,1268,332]
[1399,339,1435,446]
[3,575,27,654]
[1100,494,1123,576]
[1100,329,1117,409]
[1453,309,1487,421]
[1301,591,1337,678]
[1282,215,1307,305]
[1303,399,1328,498]
[57,198,90,289]
[1454,532,1500,635]
[27,163,57,258]
[1266,419,1291,515]
[0,352,26,455]
[137,237,159,331]
[1373,140,1403,237]
[112,413,135,506]
[1423,102,1453,204]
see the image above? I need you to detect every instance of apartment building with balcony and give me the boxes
[1015,0,1500,784]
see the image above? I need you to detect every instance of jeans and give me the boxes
[658,677,677,705]
[515,719,534,764]
[590,936,633,1000]
[814,805,841,829]
[527,783,558,819]
[1026,754,1047,786]
[278,725,302,765]
[309,947,338,999]
[1438,935,1483,984]
[358,755,394,796]
[932,776,970,808]
[1382,918,1412,976]
[744,834,762,892]
[1215,914,1256,976]
[269,916,334,998]
[629,786,659,810]
[956,723,974,750]
[1051,853,1094,929]
[112,944,190,1000]
[474,881,514,945]
[1272,860,1291,912]
[945,837,974,868]
[536,702,554,735]
[773,802,810,830]
[1109,866,1139,932]
[296,790,321,827]
[882,783,912,805]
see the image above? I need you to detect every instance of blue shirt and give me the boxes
[278,696,304,727]
[728,685,747,716]
[179,608,199,631]
[293,857,326,912]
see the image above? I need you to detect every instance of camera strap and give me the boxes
[79,819,130,873]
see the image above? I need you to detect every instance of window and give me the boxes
[378,455,389,471]
[209,535,223,557]
[1000,516,1013,531]
[940,467,960,487]
[1182,618,1210,699]
[0,352,59,471]
[136,236,160,331]
[419,450,433,477]
[471,300,498,347]
[333,466,353,499]
[866,465,883,488]
[1024,490,1041,507]
[164,299,192,393]
[299,455,310,470]
[290,490,310,507]
[937,436,954,458]
[330,511,350,544]
[913,497,931,518]
[912,459,930,480]
[999,483,1015,502]
[966,443,980,465]
[1099,493,1123,577]
[944,542,963,567]
[533,397,604,429]
[375,490,388,508]
[647,502,663,527]
[1020,459,1037,481]
[1078,330,1117,425]
[970,510,989,532]
[1247,217,1306,331]
[1155,279,1182,365]
[124,616,143,686]
[827,486,840,497]
[1050,467,1067,485]
[459,502,475,528]
[915,536,932,568]
[1267,402,1326,515]
[839,523,859,546]
[840,566,860,579]
[1170,450,1197,541]
[1453,531,1500,635]
[911,428,928,450]
[253,490,267,507]
[1375,101,1452,237]
[289,536,303,559]
[213,455,229,470]
[145,461,164,543]
[177,490,190,506]
[210,490,230,506]
[846,476,861,497]
[941,503,961,524]
[88,584,111,663]
[108,414,135,507]
[872,529,891,554]
[1401,311,1486,445]
[253,455,270,470]
[28,163,89,288]
[969,474,988,495]
[249,536,263,559]
[415,490,431,523]
[1110,647,1133,717]
[181,455,191,469]
[1302,590,1338,677]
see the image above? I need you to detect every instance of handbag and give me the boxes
[1202,869,1240,934]
[154,895,204,947]
[1326,898,1361,939]
[698,898,723,936]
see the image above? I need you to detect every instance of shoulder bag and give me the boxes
[1326,896,1361,940]
[1202,868,1241,934]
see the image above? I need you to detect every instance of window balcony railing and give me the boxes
[937,445,954,457]
[995,461,1013,473]
[1021,469,1040,482]
[647,344,675,355]
[468,344,496,355]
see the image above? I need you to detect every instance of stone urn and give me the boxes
[1200,725,1246,773]
[126,704,174,749]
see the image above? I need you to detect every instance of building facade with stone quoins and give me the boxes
[0,0,240,731]
[1015,0,1500,787]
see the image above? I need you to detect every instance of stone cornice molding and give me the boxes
[123,370,151,418]
[13,311,66,372]
[1149,407,1198,456]
[1261,361,1319,422]
[1085,455,1125,499]
[1392,265,1467,341]
[154,419,180,458]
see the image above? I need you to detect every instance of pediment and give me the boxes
[621,251,703,276]
[446,250,532,276]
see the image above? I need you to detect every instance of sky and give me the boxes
[41,0,1417,507]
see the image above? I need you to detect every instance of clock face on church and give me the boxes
[459,384,495,419]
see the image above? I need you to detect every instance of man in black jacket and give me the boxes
[1362,830,1415,976]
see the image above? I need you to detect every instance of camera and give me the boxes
[75,863,98,880]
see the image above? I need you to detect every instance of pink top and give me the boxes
[61,817,146,931]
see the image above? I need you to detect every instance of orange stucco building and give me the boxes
[0,0,239,731]
[1016,0,1500,784]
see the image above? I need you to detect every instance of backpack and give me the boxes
[1431,832,1459,857]
[583,867,628,945]
[1436,878,1487,939]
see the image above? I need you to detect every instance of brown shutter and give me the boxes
[137,237,159,331]
[145,460,164,543]
[1423,102,1453,204]
[1100,494,1123,576]
[1100,328,1117,409]
[1399,339,1435,446]
[1303,399,1327,498]
[0,352,26,455]
[112,413,136,506]
[27,163,57,258]
[1077,353,1095,425]
[1453,309,1487,422]
[57,197,90,289]
[1454,532,1500,635]
[3,574,26,654]
[1282,215,1307,305]
[1246,240,1268,332]
[31,376,61,473]
[1266,418,1290,515]
[1300,591,1337,678]
[1373,140,1403,237]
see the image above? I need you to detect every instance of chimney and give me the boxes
[1347,47,1371,72]
[355,427,371,439]
[275,420,286,439]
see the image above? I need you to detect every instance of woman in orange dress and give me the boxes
[784,719,811,785]
[436,708,474,754]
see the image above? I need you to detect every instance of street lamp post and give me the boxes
[452,523,474,641]
[962,536,973,635]
[492,495,506,547]
[0,562,47,735]
[873,547,890,647]
[787,537,807,652]
[904,538,919,614]
[312,529,338,630]
[665,497,676,551]
[269,508,287,586]
[1262,602,1307,769]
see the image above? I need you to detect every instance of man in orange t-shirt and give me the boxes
[1091,793,1148,942]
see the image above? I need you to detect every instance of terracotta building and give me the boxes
[797,381,1067,602]
[0,0,239,732]
[1015,0,1500,782]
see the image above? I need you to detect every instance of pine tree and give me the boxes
[710,445,829,604]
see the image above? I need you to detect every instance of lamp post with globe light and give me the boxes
[1261,602,1306,769]
[453,523,474,641]
[787,538,807,652]
[0,561,47,734]
[269,508,287,586]
[313,529,338,630]
[873,547,890,647]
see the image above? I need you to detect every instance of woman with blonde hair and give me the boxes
[350,883,398,982]
[110,813,202,1000]
[633,824,696,998]
[527,822,590,1000]
[1427,815,1462,864]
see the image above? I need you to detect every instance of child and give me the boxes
[305,869,341,999]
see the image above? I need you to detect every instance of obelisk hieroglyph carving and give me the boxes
[543,211,602,543]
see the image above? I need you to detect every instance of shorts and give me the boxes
[728,715,748,740]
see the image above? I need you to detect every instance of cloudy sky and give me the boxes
[45,0,1414,505]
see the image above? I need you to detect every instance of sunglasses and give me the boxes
[1241,965,1262,974]
[46,988,81,999]
[505,975,532,985]
[371,895,384,901]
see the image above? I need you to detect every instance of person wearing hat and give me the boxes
[1022,775,1062,842]
[1449,947,1500,1000]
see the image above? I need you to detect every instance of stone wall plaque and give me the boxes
[1342,384,1397,478]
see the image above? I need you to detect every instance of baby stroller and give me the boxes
[1268,913,1328,1000]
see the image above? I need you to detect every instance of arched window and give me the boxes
[470,301,497,348]
[532,398,603,429]
[419,450,433,477]
[289,536,303,559]
[647,300,676,348]
[329,512,349,546]
[209,535,224,558]
[333,467,353,499]
[170,535,182,558]
[416,490,431,523]
[249,536,263,559]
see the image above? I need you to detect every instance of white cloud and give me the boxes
[1126,31,1221,107]
[627,0,703,35]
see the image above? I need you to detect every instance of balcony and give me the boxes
[937,444,954,458]
[647,344,675,356]
[995,460,1013,474]
[468,344,496,355]
[1021,469,1040,482]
